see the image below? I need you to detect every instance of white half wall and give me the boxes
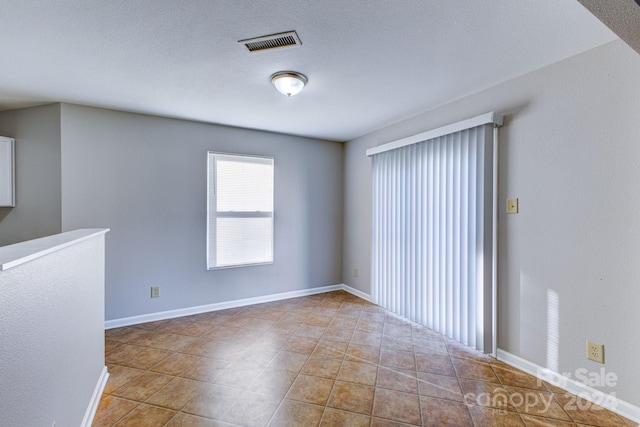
[0,229,108,427]
[343,39,640,407]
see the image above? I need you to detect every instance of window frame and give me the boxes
[206,151,274,270]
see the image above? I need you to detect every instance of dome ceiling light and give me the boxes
[271,71,308,97]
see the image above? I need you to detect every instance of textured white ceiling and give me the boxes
[578,0,640,55]
[0,0,617,141]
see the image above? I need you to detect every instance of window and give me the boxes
[207,152,274,269]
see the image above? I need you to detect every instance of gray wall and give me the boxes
[60,104,343,321]
[343,39,640,407]
[0,231,106,427]
[0,104,62,245]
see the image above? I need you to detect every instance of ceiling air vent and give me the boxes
[238,31,302,53]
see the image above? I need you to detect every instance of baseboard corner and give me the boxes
[81,366,108,427]
[340,283,372,301]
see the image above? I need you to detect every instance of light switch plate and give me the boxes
[506,198,519,214]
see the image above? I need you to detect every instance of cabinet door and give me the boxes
[0,137,15,207]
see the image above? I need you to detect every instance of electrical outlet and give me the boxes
[586,340,604,364]
[151,286,160,298]
[353,268,359,278]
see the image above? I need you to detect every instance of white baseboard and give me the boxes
[341,283,372,302]
[497,349,639,424]
[81,366,109,427]
[105,284,371,329]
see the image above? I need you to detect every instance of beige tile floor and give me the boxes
[95,291,637,426]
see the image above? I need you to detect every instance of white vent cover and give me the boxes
[238,31,302,53]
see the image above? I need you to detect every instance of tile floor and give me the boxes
[95,291,637,427]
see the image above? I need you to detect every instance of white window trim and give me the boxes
[207,152,274,270]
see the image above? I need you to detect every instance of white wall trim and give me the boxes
[105,284,366,329]
[106,284,371,329]
[81,366,109,427]
[341,283,372,302]
[497,349,640,424]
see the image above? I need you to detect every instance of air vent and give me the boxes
[238,31,302,53]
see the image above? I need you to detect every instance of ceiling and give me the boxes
[0,1,617,142]
[578,0,640,55]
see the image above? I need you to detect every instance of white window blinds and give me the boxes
[367,113,501,354]
[207,153,274,269]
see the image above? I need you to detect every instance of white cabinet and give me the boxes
[0,136,15,207]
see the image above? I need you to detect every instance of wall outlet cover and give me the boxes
[586,340,605,364]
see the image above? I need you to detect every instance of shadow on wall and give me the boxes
[0,208,11,224]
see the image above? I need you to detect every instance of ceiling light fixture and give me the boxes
[271,71,307,97]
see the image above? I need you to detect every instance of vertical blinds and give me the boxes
[368,114,499,353]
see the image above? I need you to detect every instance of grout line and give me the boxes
[102,290,616,426]
[410,321,425,427]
